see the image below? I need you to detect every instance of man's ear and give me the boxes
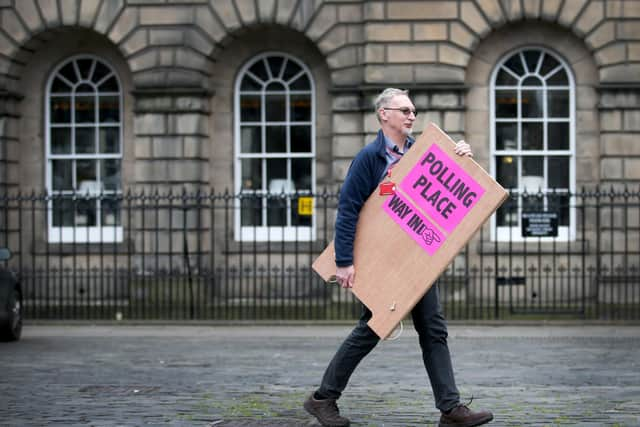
[378,108,387,122]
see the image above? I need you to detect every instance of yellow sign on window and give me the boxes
[298,197,314,216]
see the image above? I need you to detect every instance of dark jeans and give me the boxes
[316,285,460,412]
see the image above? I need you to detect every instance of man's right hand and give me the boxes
[336,265,355,288]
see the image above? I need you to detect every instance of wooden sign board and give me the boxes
[312,123,508,339]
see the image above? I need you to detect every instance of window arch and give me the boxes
[490,47,575,241]
[46,55,123,242]
[234,52,315,241]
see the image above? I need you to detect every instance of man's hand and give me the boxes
[454,140,473,157]
[336,265,355,288]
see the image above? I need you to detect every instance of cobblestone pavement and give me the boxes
[1,323,639,426]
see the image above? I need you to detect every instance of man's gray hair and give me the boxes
[374,88,409,123]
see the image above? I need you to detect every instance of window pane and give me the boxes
[76,198,97,226]
[241,126,261,153]
[548,194,570,226]
[290,74,310,90]
[522,90,543,117]
[249,59,269,81]
[291,126,311,153]
[523,50,541,73]
[283,60,302,81]
[51,77,71,93]
[522,156,544,191]
[547,69,568,85]
[521,76,542,86]
[241,159,262,190]
[522,122,543,150]
[503,54,525,76]
[522,193,544,211]
[496,122,517,150]
[265,94,286,121]
[266,126,286,152]
[59,62,78,83]
[99,96,119,123]
[290,94,311,121]
[548,122,569,150]
[267,158,288,192]
[77,58,94,79]
[267,195,287,226]
[51,128,71,154]
[52,160,73,191]
[548,90,569,117]
[99,127,119,153]
[76,160,97,192]
[75,127,95,154]
[548,156,569,189]
[495,90,517,117]
[266,81,285,91]
[241,75,261,91]
[496,155,518,189]
[240,95,261,122]
[495,68,517,86]
[77,83,94,93]
[100,76,119,92]
[51,97,71,123]
[539,53,560,76]
[268,56,285,78]
[497,196,518,227]
[101,159,121,191]
[52,197,74,226]
[92,61,111,83]
[241,195,263,226]
[292,158,312,191]
[75,95,95,123]
[101,197,121,226]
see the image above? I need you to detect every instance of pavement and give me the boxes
[1,323,639,426]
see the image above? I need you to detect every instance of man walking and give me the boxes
[304,88,494,427]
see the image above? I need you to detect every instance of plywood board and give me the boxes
[312,123,508,339]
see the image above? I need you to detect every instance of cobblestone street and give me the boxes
[1,324,639,426]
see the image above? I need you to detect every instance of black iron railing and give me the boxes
[1,188,639,321]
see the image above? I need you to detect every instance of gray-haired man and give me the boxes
[304,88,493,427]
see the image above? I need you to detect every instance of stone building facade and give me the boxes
[0,0,639,286]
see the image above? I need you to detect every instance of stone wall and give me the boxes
[0,0,638,259]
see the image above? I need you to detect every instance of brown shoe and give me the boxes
[303,394,350,427]
[439,403,493,427]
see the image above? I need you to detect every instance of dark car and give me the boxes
[0,248,22,341]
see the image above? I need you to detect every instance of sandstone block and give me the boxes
[365,64,412,83]
[461,1,490,37]
[94,0,124,34]
[16,0,44,33]
[574,1,604,36]
[307,5,337,41]
[365,23,410,41]
[413,23,447,41]
[624,110,640,131]
[140,6,193,25]
[388,44,436,63]
[387,1,457,19]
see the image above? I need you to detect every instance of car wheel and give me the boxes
[0,289,22,342]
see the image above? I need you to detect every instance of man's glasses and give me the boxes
[383,107,417,117]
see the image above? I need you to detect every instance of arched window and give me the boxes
[234,52,315,241]
[46,55,123,242]
[491,47,575,241]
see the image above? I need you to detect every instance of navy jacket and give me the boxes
[334,129,415,267]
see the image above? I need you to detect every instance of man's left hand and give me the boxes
[454,140,473,157]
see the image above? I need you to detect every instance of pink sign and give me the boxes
[400,144,485,232]
[383,191,444,256]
